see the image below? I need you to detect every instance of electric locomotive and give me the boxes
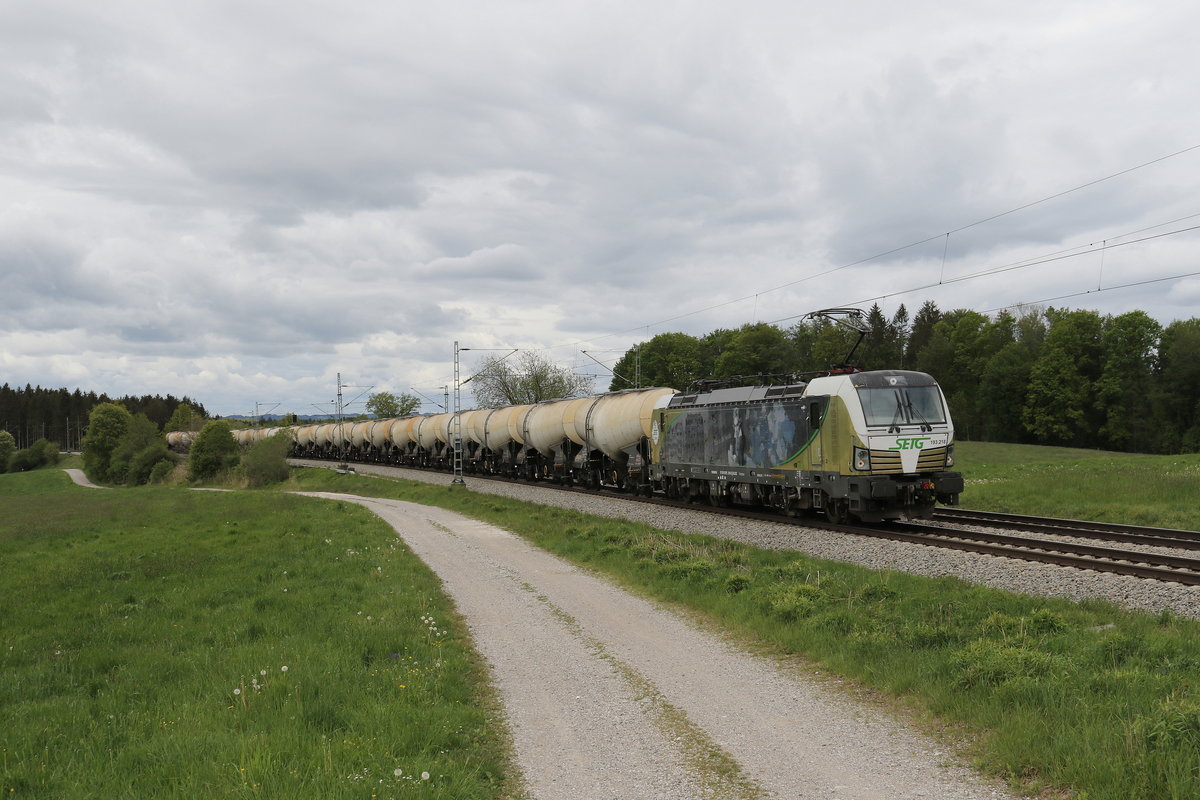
[649,369,962,522]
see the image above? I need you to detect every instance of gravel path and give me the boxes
[298,490,1014,800]
[63,468,105,488]
[298,461,1200,620]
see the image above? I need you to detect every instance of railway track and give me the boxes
[297,459,1200,586]
[933,507,1200,550]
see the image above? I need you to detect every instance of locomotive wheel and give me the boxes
[824,497,848,524]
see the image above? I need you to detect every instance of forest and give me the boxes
[608,302,1200,455]
[0,384,208,451]
[5,301,1199,457]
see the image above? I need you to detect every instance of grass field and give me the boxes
[0,469,514,799]
[955,441,1200,530]
[6,443,1200,799]
[278,458,1200,800]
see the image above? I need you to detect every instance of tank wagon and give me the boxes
[220,368,962,523]
[282,387,674,490]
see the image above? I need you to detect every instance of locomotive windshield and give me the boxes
[857,385,947,428]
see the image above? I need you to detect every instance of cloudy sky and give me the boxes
[3,0,1199,416]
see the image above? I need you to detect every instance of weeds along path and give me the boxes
[296,491,1013,800]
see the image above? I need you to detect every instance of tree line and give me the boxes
[608,302,1200,454]
[0,384,208,451]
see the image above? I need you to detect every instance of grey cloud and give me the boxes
[3,0,1200,415]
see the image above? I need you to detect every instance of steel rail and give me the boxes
[933,508,1200,550]
[846,522,1200,587]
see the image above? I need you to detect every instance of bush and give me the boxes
[758,583,823,621]
[724,574,751,594]
[129,443,173,485]
[242,432,292,487]
[6,438,59,473]
[0,430,16,473]
[108,414,166,485]
[950,639,1068,688]
[7,448,37,473]
[148,459,176,484]
[188,420,240,482]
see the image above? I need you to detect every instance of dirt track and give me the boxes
[298,491,1013,800]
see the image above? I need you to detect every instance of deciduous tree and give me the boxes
[470,352,593,407]
[83,402,132,482]
[366,392,421,418]
[609,333,706,392]
[188,420,240,482]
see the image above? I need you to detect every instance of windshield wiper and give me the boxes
[905,394,933,432]
[888,390,905,433]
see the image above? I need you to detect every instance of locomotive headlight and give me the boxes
[945,444,955,468]
[853,446,871,471]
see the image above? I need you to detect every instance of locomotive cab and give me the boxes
[804,370,964,521]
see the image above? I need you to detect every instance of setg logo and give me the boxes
[892,437,931,450]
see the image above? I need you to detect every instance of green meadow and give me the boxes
[4,443,1200,799]
[0,468,513,799]
[955,441,1200,530]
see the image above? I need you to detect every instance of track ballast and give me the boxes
[293,458,1200,587]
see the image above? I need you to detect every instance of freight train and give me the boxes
[195,368,962,523]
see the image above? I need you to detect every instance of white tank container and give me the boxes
[466,409,491,445]
[368,419,392,448]
[330,423,350,449]
[562,396,599,446]
[389,417,417,449]
[415,415,443,450]
[459,410,485,445]
[296,426,316,447]
[482,407,515,450]
[506,405,535,445]
[435,413,454,445]
[585,388,677,459]
[314,424,335,448]
[350,421,372,448]
[525,399,574,457]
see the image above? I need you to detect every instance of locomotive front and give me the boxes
[804,369,963,522]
